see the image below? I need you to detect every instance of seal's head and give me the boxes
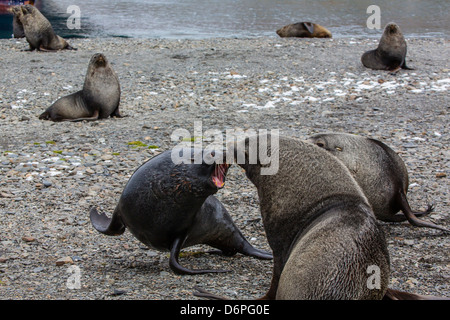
[91,53,108,68]
[20,4,35,15]
[170,148,230,196]
[384,22,401,35]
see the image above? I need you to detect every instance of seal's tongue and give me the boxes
[212,164,229,188]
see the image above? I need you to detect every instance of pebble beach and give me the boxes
[0,36,448,300]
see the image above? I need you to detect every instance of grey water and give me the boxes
[2,0,449,39]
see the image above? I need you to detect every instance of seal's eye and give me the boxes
[316,142,325,148]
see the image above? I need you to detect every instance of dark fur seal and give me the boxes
[8,6,25,38]
[309,133,448,232]
[276,22,332,38]
[39,53,122,122]
[16,5,75,51]
[231,134,390,299]
[361,22,413,72]
[90,148,272,275]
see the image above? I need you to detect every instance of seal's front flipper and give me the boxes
[89,207,126,236]
[401,61,414,70]
[169,236,231,275]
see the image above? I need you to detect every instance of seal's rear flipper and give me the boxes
[384,288,450,300]
[169,236,231,275]
[193,286,230,300]
[238,240,273,260]
[89,207,126,236]
[398,191,449,232]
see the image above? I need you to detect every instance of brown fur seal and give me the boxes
[90,148,272,275]
[361,22,413,72]
[276,22,332,38]
[39,53,122,122]
[231,134,390,299]
[309,133,448,232]
[16,4,75,51]
[8,6,25,38]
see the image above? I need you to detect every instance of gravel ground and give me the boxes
[0,36,448,300]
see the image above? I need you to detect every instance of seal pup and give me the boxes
[276,22,332,38]
[309,133,448,232]
[39,53,122,122]
[90,148,271,275]
[230,134,390,299]
[17,4,75,51]
[361,22,413,72]
[8,6,25,38]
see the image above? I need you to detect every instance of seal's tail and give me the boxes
[384,288,450,300]
[89,207,126,236]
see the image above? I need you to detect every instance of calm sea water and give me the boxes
[1,0,449,39]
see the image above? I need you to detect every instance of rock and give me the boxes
[55,256,74,266]
[22,236,35,242]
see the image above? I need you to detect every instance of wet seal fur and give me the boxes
[39,53,122,122]
[14,5,75,51]
[309,132,448,232]
[90,148,272,275]
[361,22,413,72]
[276,22,332,38]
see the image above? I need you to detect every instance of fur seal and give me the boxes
[229,134,390,299]
[39,53,122,122]
[276,22,332,38]
[90,148,272,275]
[8,6,25,38]
[309,133,449,232]
[361,22,413,72]
[16,5,75,51]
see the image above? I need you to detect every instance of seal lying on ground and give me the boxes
[231,134,390,299]
[90,148,272,275]
[276,22,332,38]
[15,5,75,51]
[8,6,25,38]
[39,53,122,122]
[309,133,448,232]
[361,22,413,72]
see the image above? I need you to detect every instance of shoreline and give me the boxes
[0,36,448,300]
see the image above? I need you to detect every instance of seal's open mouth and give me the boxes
[211,163,229,188]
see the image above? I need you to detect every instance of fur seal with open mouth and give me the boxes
[309,133,448,232]
[90,148,272,275]
[361,22,413,72]
[276,22,332,38]
[39,53,122,122]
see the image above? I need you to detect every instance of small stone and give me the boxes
[43,180,52,188]
[435,172,446,178]
[22,236,35,242]
[56,256,73,266]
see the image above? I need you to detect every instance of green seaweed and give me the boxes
[128,141,148,147]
